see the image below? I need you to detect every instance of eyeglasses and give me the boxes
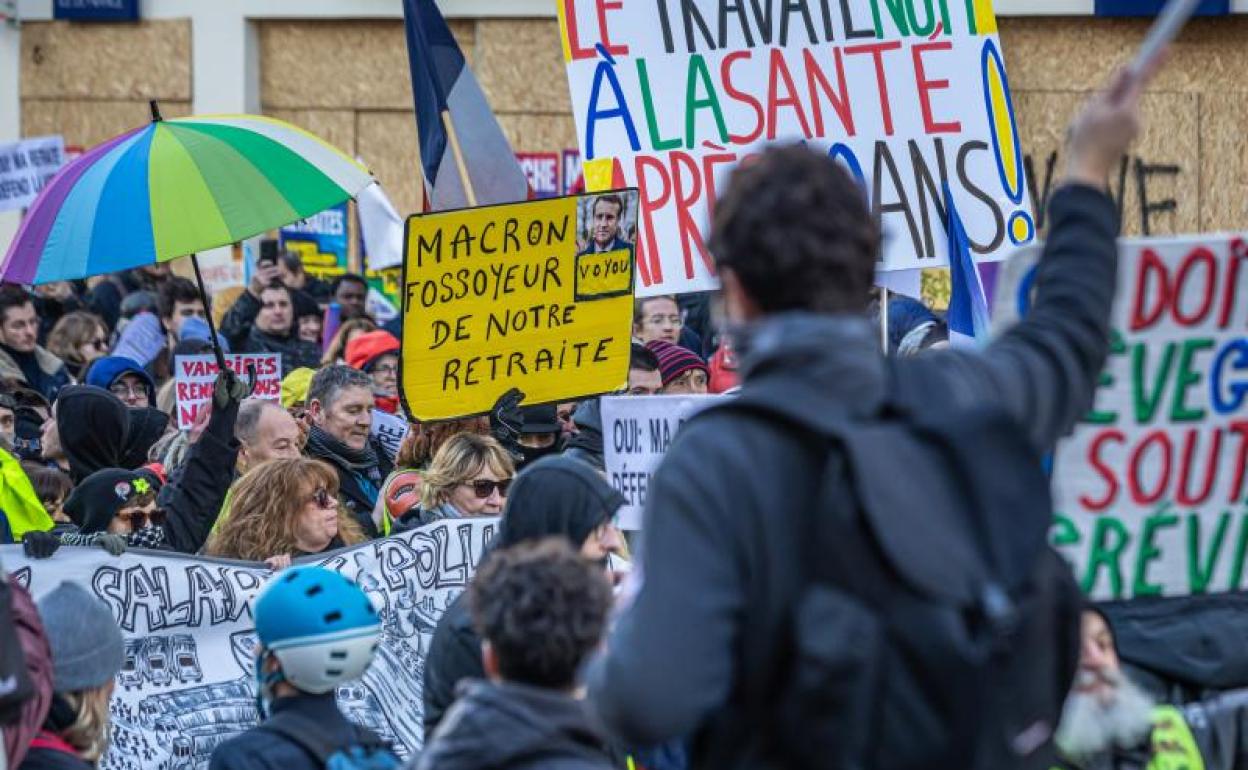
[109,383,147,399]
[464,478,512,499]
[117,507,166,529]
[372,364,399,375]
[88,338,108,351]
[644,315,683,327]
[308,488,336,509]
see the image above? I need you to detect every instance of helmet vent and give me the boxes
[284,572,300,583]
[327,669,343,677]
[306,585,324,597]
[324,610,343,623]
[330,650,347,660]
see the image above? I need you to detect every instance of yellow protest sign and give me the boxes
[400,191,639,421]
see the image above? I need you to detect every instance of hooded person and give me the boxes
[21,583,124,770]
[421,456,625,736]
[83,356,157,409]
[49,386,168,485]
[561,399,605,472]
[344,330,401,415]
[417,540,617,770]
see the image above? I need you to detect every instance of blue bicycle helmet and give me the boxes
[253,566,381,694]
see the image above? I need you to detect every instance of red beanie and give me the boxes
[645,340,708,387]
[345,330,401,372]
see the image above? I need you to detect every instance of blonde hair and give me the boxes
[420,433,514,509]
[320,318,377,367]
[206,457,364,560]
[60,685,113,761]
[47,312,108,369]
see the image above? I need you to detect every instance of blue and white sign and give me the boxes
[53,0,140,22]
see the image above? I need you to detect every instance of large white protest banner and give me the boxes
[997,236,1248,600]
[602,394,723,529]
[558,0,1034,295]
[174,354,282,430]
[1,517,496,770]
[0,136,65,213]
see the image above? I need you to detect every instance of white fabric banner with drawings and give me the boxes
[1,517,497,770]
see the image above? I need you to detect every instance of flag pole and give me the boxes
[441,110,477,207]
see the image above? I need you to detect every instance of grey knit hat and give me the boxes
[37,582,124,693]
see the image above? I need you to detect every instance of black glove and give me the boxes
[22,530,61,559]
[489,388,526,462]
[213,365,251,410]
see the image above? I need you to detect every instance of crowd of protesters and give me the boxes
[5,57,1247,770]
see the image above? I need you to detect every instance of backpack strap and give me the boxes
[260,709,385,764]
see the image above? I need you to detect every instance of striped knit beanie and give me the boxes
[645,340,708,388]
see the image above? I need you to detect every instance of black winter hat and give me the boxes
[63,468,162,534]
[499,456,624,549]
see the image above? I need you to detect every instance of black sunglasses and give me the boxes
[465,478,512,499]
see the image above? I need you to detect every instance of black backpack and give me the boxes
[719,359,1082,770]
[260,709,401,770]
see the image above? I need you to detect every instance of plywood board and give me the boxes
[20,20,191,100]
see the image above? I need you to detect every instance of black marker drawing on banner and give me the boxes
[0,517,497,770]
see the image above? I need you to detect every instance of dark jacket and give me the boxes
[156,398,240,553]
[417,680,615,770]
[305,427,392,539]
[209,692,356,770]
[0,345,70,404]
[220,291,322,373]
[423,593,480,739]
[422,457,626,737]
[562,399,604,472]
[585,185,1121,768]
[18,741,92,770]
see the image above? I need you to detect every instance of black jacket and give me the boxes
[210,692,357,770]
[585,185,1121,768]
[220,291,322,373]
[422,457,626,737]
[423,593,480,739]
[417,680,615,770]
[18,745,92,770]
[157,398,239,553]
[305,431,392,539]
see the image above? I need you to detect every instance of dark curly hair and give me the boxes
[709,144,879,314]
[469,538,612,690]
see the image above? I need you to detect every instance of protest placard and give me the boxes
[371,408,410,462]
[0,135,65,213]
[557,0,1034,295]
[280,202,350,281]
[400,191,638,421]
[516,152,562,198]
[1,517,497,768]
[174,354,282,430]
[1003,236,1248,600]
[601,394,722,529]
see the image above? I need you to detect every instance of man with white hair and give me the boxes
[1055,609,1248,770]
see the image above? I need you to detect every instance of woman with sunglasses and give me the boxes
[23,468,179,558]
[396,433,515,530]
[206,457,365,569]
[46,311,110,382]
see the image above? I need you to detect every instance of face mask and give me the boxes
[126,525,166,550]
[519,441,560,469]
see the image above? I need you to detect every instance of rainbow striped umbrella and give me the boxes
[1,109,374,284]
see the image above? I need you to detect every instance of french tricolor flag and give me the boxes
[402,0,528,211]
